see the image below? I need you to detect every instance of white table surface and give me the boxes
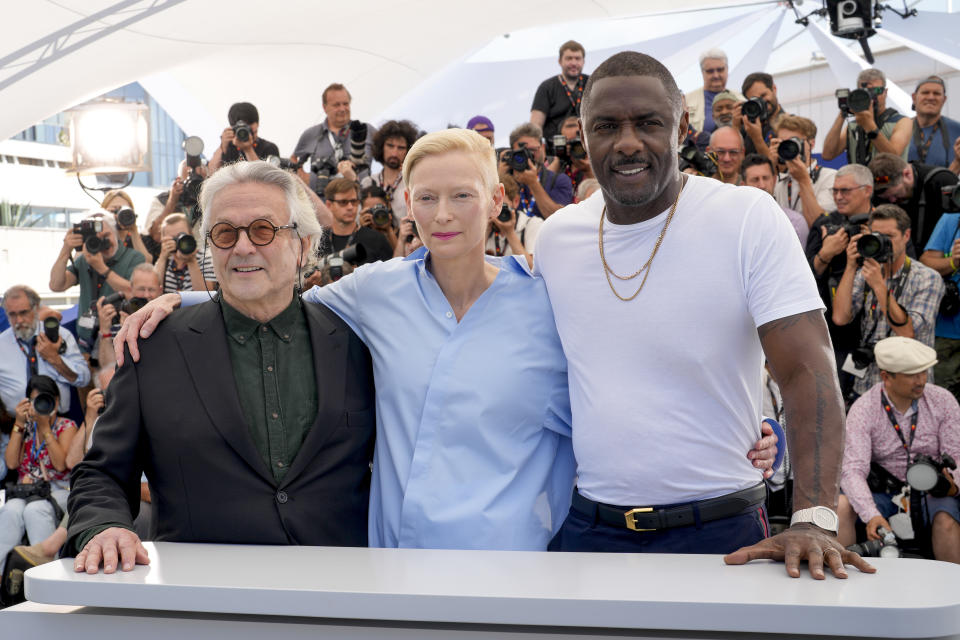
[21,542,960,638]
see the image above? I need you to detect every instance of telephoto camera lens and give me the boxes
[233,120,252,143]
[370,205,392,228]
[498,204,512,223]
[31,392,56,416]
[116,207,136,228]
[175,232,197,255]
[777,137,803,163]
[856,232,893,263]
[847,88,873,113]
[43,316,60,342]
[742,97,767,123]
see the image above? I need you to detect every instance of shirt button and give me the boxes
[277,461,284,468]
[237,336,245,343]
[262,326,268,333]
[445,311,453,318]
[283,334,289,339]
[276,491,288,504]
[267,365,274,372]
[272,412,279,419]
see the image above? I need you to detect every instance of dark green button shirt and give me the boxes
[220,296,318,484]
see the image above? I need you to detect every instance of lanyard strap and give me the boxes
[558,75,584,112]
[912,118,950,164]
[880,391,917,457]
[862,258,912,343]
[377,171,403,202]
[168,258,189,291]
[326,129,345,162]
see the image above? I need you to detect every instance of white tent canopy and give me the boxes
[2,0,959,156]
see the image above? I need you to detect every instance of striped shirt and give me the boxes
[162,246,215,294]
[850,258,944,395]
[842,382,960,522]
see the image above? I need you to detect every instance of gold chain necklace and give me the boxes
[598,176,686,301]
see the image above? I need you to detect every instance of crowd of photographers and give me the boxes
[0,40,959,599]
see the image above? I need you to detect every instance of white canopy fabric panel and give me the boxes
[0,0,762,155]
[878,10,960,71]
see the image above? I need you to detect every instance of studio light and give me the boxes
[67,100,151,175]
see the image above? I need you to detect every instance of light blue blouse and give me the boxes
[307,249,574,550]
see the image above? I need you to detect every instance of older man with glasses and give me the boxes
[67,161,377,574]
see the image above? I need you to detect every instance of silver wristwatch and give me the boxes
[790,506,839,534]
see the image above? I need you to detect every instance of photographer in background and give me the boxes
[308,178,393,288]
[0,375,77,580]
[686,49,743,135]
[499,123,573,219]
[530,40,589,141]
[839,337,960,563]
[920,208,960,399]
[688,90,739,152]
[545,115,594,196]
[832,205,943,399]
[738,72,786,158]
[770,115,836,227]
[706,126,744,185]
[806,164,875,397]
[485,173,538,269]
[741,154,807,245]
[0,286,89,420]
[366,120,418,223]
[292,83,376,192]
[208,102,280,174]
[154,214,215,294]
[96,265,161,372]
[909,76,960,172]
[870,152,960,250]
[466,116,496,145]
[102,190,152,263]
[358,186,398,252]
[823,68,911,165]
[49,211,144,350]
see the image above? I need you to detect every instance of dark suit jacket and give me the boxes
[66,299,375,554]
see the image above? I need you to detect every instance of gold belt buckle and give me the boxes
[624,507,654,531]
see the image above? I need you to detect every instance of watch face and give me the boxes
[813,507,839,531]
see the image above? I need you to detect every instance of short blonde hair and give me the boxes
[402,128,498,194]
[101,189,133,211]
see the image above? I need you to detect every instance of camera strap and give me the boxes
[784,163,824,211]
[912,118,950,164]
[862,258,911,341]
[880,390,918,460]
[326,129,345,162]
[167,258,190,292]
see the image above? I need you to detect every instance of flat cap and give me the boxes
[874,336,937,375]
[713,90,739,104]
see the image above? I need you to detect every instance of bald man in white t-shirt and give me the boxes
[535,51,874,579]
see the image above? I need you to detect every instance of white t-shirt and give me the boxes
[534,175,824,506]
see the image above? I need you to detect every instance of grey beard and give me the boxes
[14,325,35,342]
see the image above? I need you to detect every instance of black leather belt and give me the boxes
[571,484,766,532]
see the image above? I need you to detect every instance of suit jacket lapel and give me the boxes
[281,301,347,486]
[176,302,274,485]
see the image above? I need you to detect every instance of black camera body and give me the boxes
[504,147,536,174]
[846,526,900,558]
[233,120,253,143]
[824,213,870,238]
[266,156,305,172]
[856,232,893,264]
[547,135,587,164]
[851,344,876,369]
[312,156,337,196]
[777,137,804,163]
[742,97,767,123]
[318,243,368,282]
[498,204,513,223]
[678,142,717,177]
[906,453,957,498]
[370,204,392,228]
[836,87,875,117]
[942,185,960,213]
[73,219,105,254]
[175,232,197,255]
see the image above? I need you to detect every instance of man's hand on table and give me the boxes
[75,527,150,574]
[724,523,876,579]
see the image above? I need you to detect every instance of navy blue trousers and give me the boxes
[549,498,769,554]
